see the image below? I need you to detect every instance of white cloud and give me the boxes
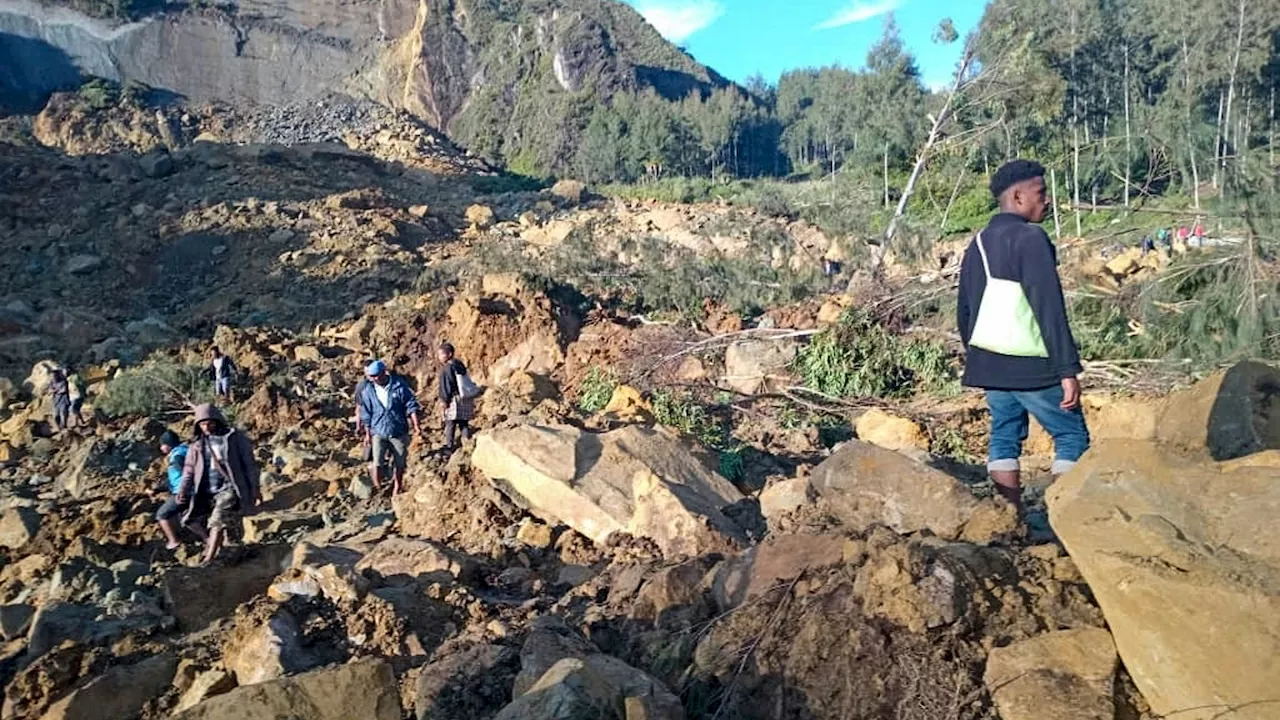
[635,0,724,44]
[814,0,900,30]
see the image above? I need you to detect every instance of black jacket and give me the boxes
[438,359,468,404]
[957,213,1083,390]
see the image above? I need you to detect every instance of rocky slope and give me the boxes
[0,0,725,162]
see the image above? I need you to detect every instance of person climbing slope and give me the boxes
[956,159,1090,514]
[178,404,260,565]
[206,346,238,402]
[356,360,422,495]
[437,343,479,451]
[155,430,207,550]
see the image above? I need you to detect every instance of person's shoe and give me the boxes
[165,541,181,550]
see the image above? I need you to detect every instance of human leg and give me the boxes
[985,390,1030,510]
[370,435,387,490]
[156,498,183,549]
[54,396,69,431]
[444,420,457,449]
[1016,384,1091,476]
[458,420,472,442]
[202,488,239,564]
[388,435,408,495]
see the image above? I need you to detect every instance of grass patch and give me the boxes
[794,309,958,400]
[578,366,618,414]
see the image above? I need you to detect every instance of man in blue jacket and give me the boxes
[357,360,422,496]
[957,160,1090,513]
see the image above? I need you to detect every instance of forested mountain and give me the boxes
[3,0,1276,196]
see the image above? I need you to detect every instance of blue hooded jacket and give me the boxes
[357,374,422,438]
[166,444,189,494]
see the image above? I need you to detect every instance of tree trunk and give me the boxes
[1181,34,1201,209]
[1050,168,1062,239]
[1124,43,1132,208]
[939,168,966,233]
[1270,81,1275,168]
[883,142,890,209]
[1214,89,1225,188]
[880,44,979,256]
[1070,5,1081,236]
[1222,0,1247,174]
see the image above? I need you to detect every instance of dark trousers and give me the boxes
[53,394,70,430]
[445,420,472,448]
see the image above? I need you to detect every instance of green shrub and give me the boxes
[77,78,119,111]
[95,361,214,418]
[793,310,958,400]
[578,366,618,414]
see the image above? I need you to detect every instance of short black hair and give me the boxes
[439,342,455,356]
[159,430,180,448]
[990,159,1046,199]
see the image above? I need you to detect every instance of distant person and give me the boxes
[1140,235,1155,254]
[956,159,1090,514]
[437,343,478,451]
[1156,227,1172,251]
[66,366,85,427]
[1190,220,1206,247]
[48,366,71,432]
[155,430,206,550]
[178,404,260,565]
[357,360,422,495]
[206,346,238,402]
[1176,225,1190,243]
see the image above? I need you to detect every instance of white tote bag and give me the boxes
[968,232,1049,358]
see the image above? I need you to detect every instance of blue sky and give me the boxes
[625,0,990,89]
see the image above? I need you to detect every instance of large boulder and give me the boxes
[810,440,1015,543]
[472,424,745,557]
[495,619,683,720]
[494,655,685,720]
[222,608,319,685]
[0,508,41,549]
[1047,439,1280,720]
[414,643,519,720]
[172,660,401,720]
[854,409,929,455]
[268,543,366,604]
[163,545,292,631]
[723,339,798,395]
[984,628,1117,720]
[40,653,177,720]
[356,538,477,585]
[1155,361,1280,460]
[710,534,846,611]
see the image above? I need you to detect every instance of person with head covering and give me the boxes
[177,404,260,565]
[356,360,422,495]
[436,343,477,451]
[155,429,205,550]
[956,159,1090,515]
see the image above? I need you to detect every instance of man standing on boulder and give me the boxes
[178,404,260,565]
[956,160,1090,513]
[357,360,422,495]
[207,346,238,402]
[48,365,72,432]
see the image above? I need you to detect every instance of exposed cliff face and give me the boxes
[0,0,725,166]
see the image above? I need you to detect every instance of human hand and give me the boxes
[1060,377,1081,410]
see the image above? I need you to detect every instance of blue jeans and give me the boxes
[986,385,1090,475]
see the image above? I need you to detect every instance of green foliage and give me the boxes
[77,78,119,111]
[96,361,213,418]
[794,310,959,400]
[577,366,618,414]
[651,390,724,449]
[717,446,746,482]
